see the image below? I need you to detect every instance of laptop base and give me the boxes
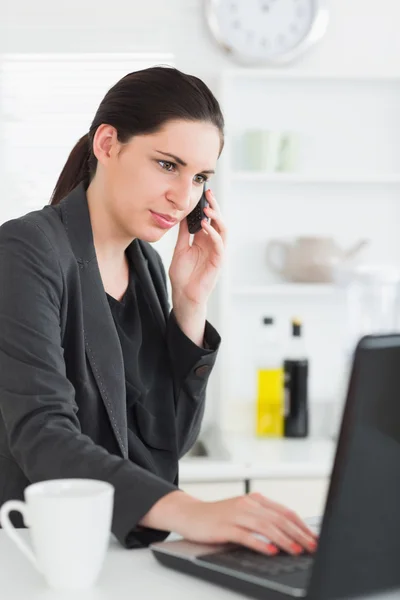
[152,544,304,600]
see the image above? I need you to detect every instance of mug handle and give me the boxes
[0,500,40,571]
[266,240,288,274]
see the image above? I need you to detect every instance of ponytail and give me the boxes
[50,133,92,205]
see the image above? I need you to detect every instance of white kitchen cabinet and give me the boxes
[180,481,245,502]
[250,477,329,518]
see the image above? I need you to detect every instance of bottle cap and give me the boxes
[291,318,302,337]
[263,317,274,326]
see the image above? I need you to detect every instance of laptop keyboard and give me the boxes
[197,547,314,589]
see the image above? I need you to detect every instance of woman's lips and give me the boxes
[150,211,178,229]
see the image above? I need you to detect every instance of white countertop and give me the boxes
[180,435,336,483]
[0,436,338,598]
[0,530,238,600]
[1,530,398,600]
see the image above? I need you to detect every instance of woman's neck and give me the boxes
[86,177,134,266]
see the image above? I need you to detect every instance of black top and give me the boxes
[106,256,177,483]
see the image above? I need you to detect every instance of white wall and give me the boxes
[2,0,400,75]
[1,0,400,436]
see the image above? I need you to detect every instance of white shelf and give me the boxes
[232,284,340,296]
[231,172,400,184]
[216,67,400,435]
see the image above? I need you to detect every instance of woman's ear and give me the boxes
[92,124,119,166]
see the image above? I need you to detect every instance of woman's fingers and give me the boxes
[169,492,318,557]
[203,205,227,244]
[205,187,221,213]
[235,515,302,555]
[204,189,227,243]
[266,512,317,553]
[250,492,318,540]
[233,494,317,554]
[234,509,311,555]
[229,527,279,557]
[200,219,224,259]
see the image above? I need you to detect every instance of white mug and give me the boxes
[242,129,282,172]
[0,478,114,590]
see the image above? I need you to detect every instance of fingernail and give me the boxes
[266,544,279,555]
[290,543,303,554]
[309,541,318,552]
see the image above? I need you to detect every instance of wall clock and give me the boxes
[205,0,329,66]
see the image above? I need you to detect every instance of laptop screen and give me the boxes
[308,335,400,600]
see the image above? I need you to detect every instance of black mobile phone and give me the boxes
[187,187,209,234]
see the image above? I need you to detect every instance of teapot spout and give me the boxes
[345,239,369,259]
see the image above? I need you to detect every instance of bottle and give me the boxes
[284,318,309,438]
[256,317,284,437]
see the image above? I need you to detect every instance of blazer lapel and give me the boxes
[58,184,128,458]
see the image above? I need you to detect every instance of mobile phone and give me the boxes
[187,185,210,234]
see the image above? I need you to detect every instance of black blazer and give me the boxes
[0,183,220,548]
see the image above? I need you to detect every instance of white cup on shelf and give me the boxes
[240,129,301,172]
[241,129,282,172]
[0,478,114,590]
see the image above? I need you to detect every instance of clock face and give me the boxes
[206,0,328,65]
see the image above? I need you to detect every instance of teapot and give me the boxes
[266,236,369,283]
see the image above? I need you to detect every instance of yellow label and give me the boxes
[256,368,284,437]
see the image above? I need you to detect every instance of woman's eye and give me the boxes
[157,161,208,183]
[194,174,208,184]
[159,160,176,172]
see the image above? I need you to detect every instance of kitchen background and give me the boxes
[1,0,399,511]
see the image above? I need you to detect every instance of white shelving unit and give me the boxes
[214,68,400,434]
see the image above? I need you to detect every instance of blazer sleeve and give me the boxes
[0,218,178,548]
[155,255,222,459]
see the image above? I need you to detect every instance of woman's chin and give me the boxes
[138,228,170,243]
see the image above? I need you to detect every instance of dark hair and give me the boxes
[50,65,225,205]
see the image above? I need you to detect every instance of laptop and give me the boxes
[151,334,400,600]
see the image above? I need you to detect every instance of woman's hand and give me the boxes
[139,490,318,556]
[169,187,226,309]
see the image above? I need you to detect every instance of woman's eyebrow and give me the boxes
[154,150,215,174]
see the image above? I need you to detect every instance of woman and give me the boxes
[0,66,316,556]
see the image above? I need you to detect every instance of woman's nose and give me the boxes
[168,180,194,212]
